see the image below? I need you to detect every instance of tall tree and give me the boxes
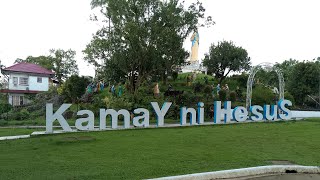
[50,49,79,84]
[287,60,320,104]
[84,0,213,93]
[274,59,298,83]
[59,75,90,103]
[203,41,251,84]
[14,49,79,84]
[15,56,54,70]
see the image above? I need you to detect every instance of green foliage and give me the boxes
[84,0,213,92]
[251,59,319,107]
[287,61,320,105]
[3,108,31,121]
[62,110,75,119]
[104,96,133,111]
[0,103,12,114]
[27,86,63,112]
[60,75,91,103]
[19,109,30,120]
[193,81,204,94]
[284,92,295,106]
[0,87,63,123]
[178,93,201,107]
[203,85,212,94]
[231,73,248,89]
[229,91,237,102]
[49,49,79,84]
[218,90,227,101]
[255,69,278,88]
[251,85,275,106]
[0,120,8,126]
[204,76,209,84]
[172,71,178,81]
[203,41,251,84]
[223,78,240,91]
[274,59,298,82]
[80,95,106,117]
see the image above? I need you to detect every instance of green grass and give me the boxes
[0,119,319,179]
[0,128,40,137]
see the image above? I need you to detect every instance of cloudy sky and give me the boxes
[0,0,319,77]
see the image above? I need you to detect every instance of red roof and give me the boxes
[2,62,54,75]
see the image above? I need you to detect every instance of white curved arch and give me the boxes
[246,62,285,109]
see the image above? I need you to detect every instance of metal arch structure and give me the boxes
[246,62,285,109]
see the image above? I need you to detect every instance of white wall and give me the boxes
[29,76,49,91]
[8,73,49,91]
[291,111,320,118]
[9,73,28,90]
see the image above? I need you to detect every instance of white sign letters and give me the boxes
[46,100,293,133]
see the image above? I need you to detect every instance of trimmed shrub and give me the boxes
[219,90,227,102]
[62,110,74,119]
[172,71,178,81]
[204,76,209,84]
[19,109,30,120]
[0,103,12,114]
[251,85,274,106]
[284,92,295,106]
[203,85,212,94]
[229,91,237,102]
[193,82,204,94]
[0,120,8,126]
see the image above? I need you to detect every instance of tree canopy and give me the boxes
[287,60,320,105]
[14,49,79,84]
[84,0,213,93]
[250,58,319,107]
[202,41,251,84]
[15,56,54,70]
[59,75,91,103]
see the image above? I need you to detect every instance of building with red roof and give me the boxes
[0,62,54,106]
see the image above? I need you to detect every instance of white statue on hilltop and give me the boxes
[190,31,199,64]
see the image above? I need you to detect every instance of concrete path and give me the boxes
[0,135,30,141]
[150,165,320,180]
[242,174,320,180]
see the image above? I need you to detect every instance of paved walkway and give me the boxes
[241,174,320,180]
[0,135,30,141]
[151,165,320,180]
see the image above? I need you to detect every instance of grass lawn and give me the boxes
[0,128,41,137]
[0,119,319,180]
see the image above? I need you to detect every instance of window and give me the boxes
[19,77,29,86]
[13,77,18,85]
[37,77,42,83]
[20,96,24,106]
[12,95,25,106]
[12,96,20,106]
